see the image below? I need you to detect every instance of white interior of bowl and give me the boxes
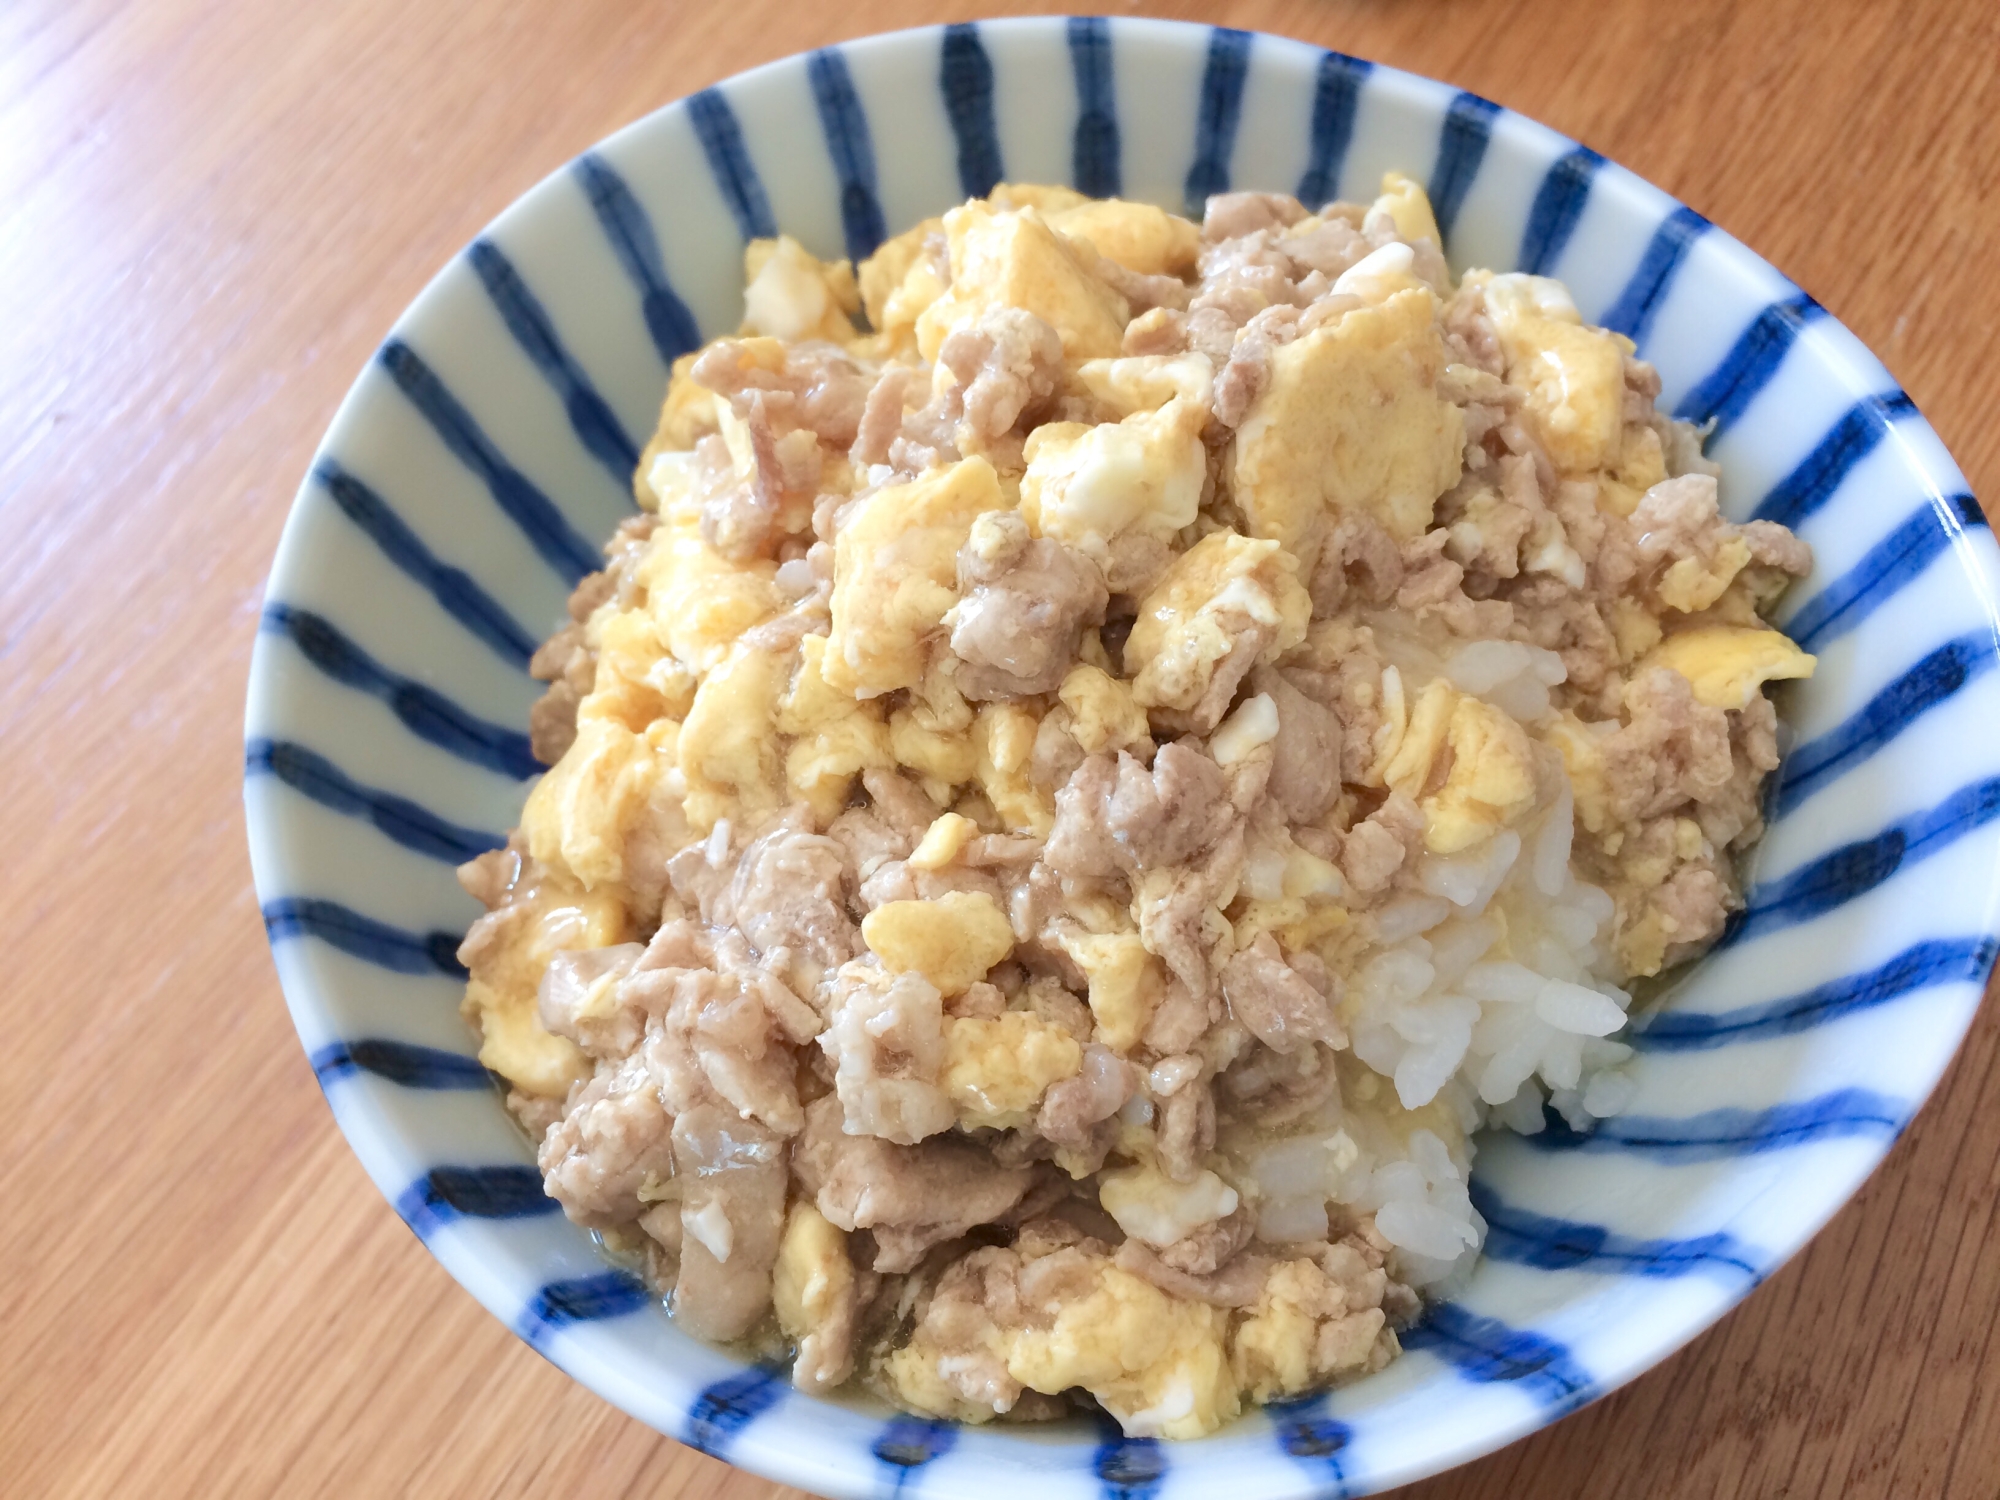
[243,17,2000,1498]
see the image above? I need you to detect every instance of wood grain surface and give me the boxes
[4,1,1997,1495]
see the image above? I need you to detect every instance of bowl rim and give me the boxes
[243,14,2000,1498]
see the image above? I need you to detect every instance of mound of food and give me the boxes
[456,174,1813,1437]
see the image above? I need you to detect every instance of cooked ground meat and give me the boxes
[670,1103,789,1341]
[1222,933,1346,1053]
[792,1096,1038,1271]
[937,307,1066,443]
[950,511,1108,698]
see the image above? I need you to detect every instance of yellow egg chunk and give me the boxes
[1655,534,1754,614]
[740,234,859,343]
[677,641,788,833]
[638,521,781,675]
[857,218,948,355]
[1053,929,1163,1051]
[942,1012,1084,1129]
[1098,1163,1239,1247]
[858,217,943,323]
[1369,170,1442,247]
[915,202,1128,362]
[578,609,693,731]
[909,811,981,870]
[1471,270,1632,475]
[1058,664,1152,755]
[1125,531,1311,716]
[1230,287,1464,562]
[1642,626,1817,711]
[779,634,893,824]
[883,1312,1017,1424]
[889,706,979,793]
[975,701,1053,835]
[1375,676,1452,794]
[773,1202,854,1341]
[1609,597,1666,663]
[1420,695,1541,854]
[1610,422,1669,506]
[520,717,660,889]
[460,880,627,1098]
[825,457,1001,697]
[1006,1266,1240,1439]
[1231,1258,1390,1401]
[987,182,1093,214]
[1072,354,1214,417]
[1230,1259,1326,1401]
[1020,402,1206,559]
[471,999,591,1100]
[862,890,1016,994]
[1233,898,1350,957]
[1046,197,1201,276]
[635,352,717,504]
[1542,711,1616,836]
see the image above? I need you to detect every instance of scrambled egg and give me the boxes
[1020,401,1205,562]
[1125,531,1312,714]
[1654,535,1755,615]
[1376,679,1541,853]
[638,520,781,675]
[520,717,661,888]
[773,1201,853,1344]
[777,634,892,824]
[1058,664,1152,755]
[486,170,1821,1435]
[1009,1266,1240,1439]
[676,640,787,834]
[460,876,626,1097]
[862,890,1016,994]
[858,216,948,355]
[580,609,694,731]
[1641,626,1817,711]
[638,354,719,496]
[1053,928,1164,1050]
[908,811,980,870]
[887,1249,1242,1438]
[942,1011,1084,1129]
[1098,1163,1240,1247]
[741,235,860,343]
[1230,286,1464,559]
[1370,170,1442,247]
[1043,197,1201,276]
[975,701,1053,835]
[1230,1257,1386,1401]
[1328,242,1428,309]
[825,457,1001,696]
[888,702,980,794]
[1600,424,1669,517]
[1073,352,1214,416]
[1208,691,1279,766]
[987,183,1090,214]
[1542,711,1617,836]
[1609,596,1666,663]
[915,202,1129,361]
[1470,271,1631,475]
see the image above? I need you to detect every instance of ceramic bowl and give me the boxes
[243,16,2000,1497]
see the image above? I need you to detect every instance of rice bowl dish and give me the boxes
[453,171,1817,1436]
[242,18,2000,1498]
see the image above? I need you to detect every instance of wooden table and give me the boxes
[5,0,1997,1494]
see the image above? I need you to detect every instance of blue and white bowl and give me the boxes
[242,17,2000,1497]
